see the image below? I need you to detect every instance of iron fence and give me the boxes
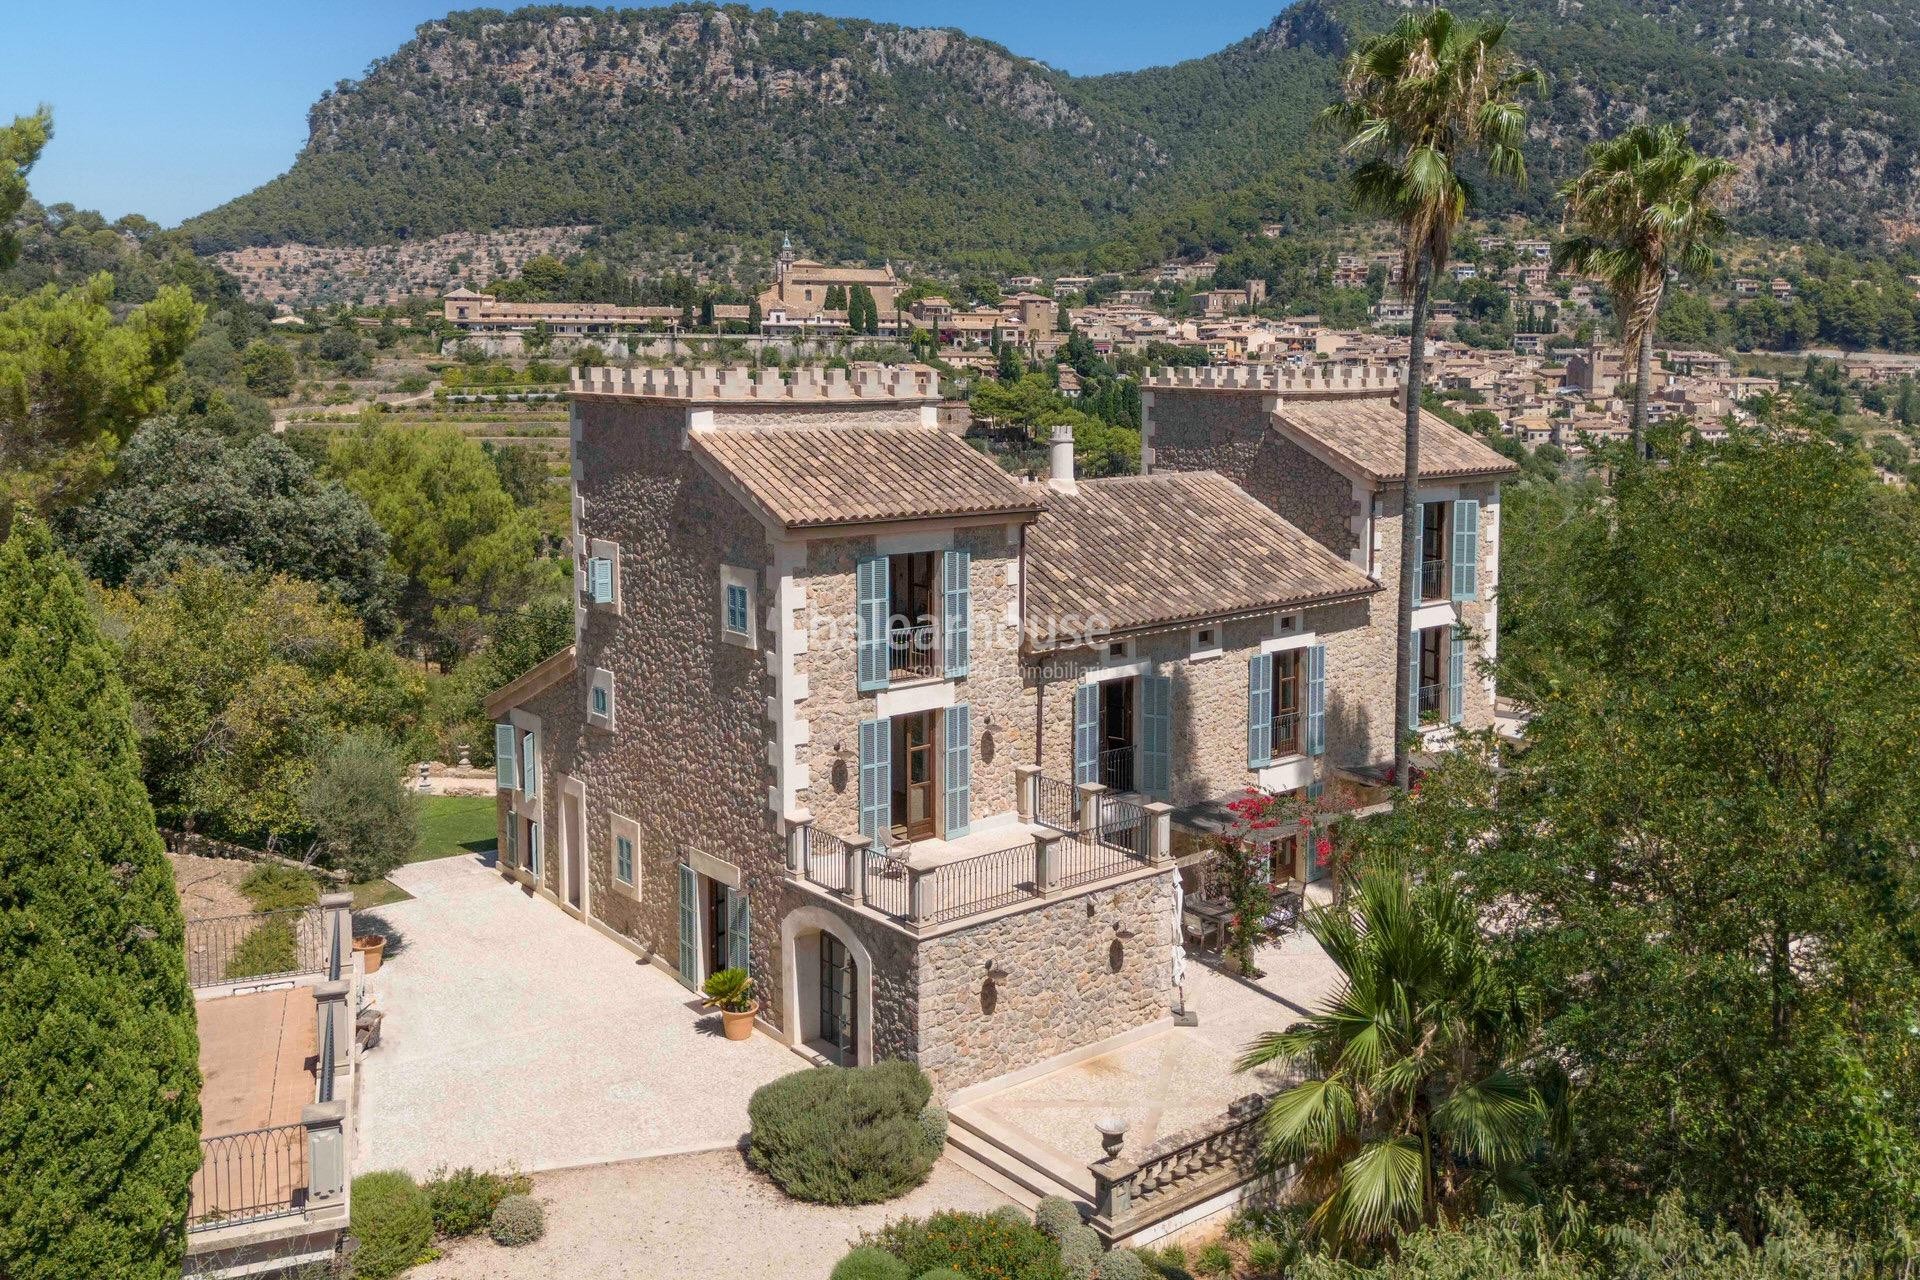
[189,1124,307,1231]
[863,847,912,918]
[799,826,853,893]
[183,908,327,988]
[1054,829,1142,892]
[1098,793,1152,862]
[915,840,1038,926]
[1034,773,1080,832]
[888,623,941,680]
[1097,745,1137,793]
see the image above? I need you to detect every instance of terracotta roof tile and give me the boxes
[1025,473,1378,643]
[691,427,1041,530]
[1276,395,1518,482]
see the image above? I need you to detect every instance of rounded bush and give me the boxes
[488,1193,545,1247]
[990,1204,1031,1228]
[1061,1223,1103,1280]
[916,1102,948,1155]
[1035,1195,1083,1242]
[1096,1250,1151,1280]
[870,1210,1070,1280]
[916,1270,970,1280]
[349,1171,433,1280]
[424,1166,530,1237]
[747,1061,939,1204]
[830,1246,910,1280]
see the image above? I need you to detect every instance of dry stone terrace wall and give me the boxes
[913,872,1176,1093]
[566,398,788,1021]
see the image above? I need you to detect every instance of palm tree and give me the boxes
[1319,9,1541,787]
[1556,123,1735,459]
[1235,869,1548,1251]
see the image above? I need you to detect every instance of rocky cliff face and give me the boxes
[185,1,1920,260]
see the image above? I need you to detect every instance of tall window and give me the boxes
[888,552,939,679]
[1271,650,1303,757]
[1420,503,1448,603]
[1418,629,1445,723]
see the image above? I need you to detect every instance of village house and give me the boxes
[441,288,748,336]
[485,361,1513,1099]
[756,242,903,336]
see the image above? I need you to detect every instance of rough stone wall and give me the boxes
[796,522,1033,843]
[1242,433,1358,562]
[710,403,930,431]
[1139,387,1271,482]
[775,888,920,1063]
[567,399,786,1022]
[1029,603,1373,803]
[912,871,1176,1094]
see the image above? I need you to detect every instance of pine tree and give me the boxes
[0,519,201,1279]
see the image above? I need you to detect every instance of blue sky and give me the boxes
[12,1,1287,227]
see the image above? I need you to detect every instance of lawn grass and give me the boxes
[352,878,414,911]
[416,794,497,863]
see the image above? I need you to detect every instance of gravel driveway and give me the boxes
[411,1149,1009,1280]
[353,854,801,1177]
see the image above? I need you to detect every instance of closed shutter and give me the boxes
[521,730,538,798]
[1142,674,1172,800]
[856,555,888,691]
[495,723,516,790]
[942,549,971,678]
[1305,644,1327,757]
[677,864,697,987]
[615,834,633,885]
[943,704,971,838]
[1073,684,1099,785]
[1449,625,1467,726]
[1409,502,1424,604]
[727,886,750,974]
[1247,653,1273,769]
[1451,499,1479,602]
[1305,780,1328,883]
[591,556,614,605]
[858,717,891,846]
[505,818,518,868]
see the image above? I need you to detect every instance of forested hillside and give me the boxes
[182,1,1920,268]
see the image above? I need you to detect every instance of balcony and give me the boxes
[888,621,941,682]
[1418,555,1447,603]
[788,772,1171,935]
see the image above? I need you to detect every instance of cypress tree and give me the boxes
[0,519,201,1279]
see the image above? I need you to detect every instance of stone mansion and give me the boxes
[487,363,1514,1094]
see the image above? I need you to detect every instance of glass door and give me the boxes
[892,711,937,841]
[820,933,857,1063]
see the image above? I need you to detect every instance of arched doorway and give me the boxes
[781,906,875,1067]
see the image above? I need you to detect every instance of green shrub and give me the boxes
[1192,1243,1233,1277]
[423,1166,530,1237]
[1245,1240,1284,1277]
[349,1171,434,1279]
[830,1248,910,1280]
[701,965,755,1012]
[226,919,298,979]
[747,1061,940,1204]
[1035,1195,1083,1242]
[488,1193,544,1247]
[1098,1250,1152,1280]
[1062,1223,1103,1280]
[917,1103,948,1154]
[916,1271,969,1280]
[240,862,323,911]
[867,1211,1069,1280]
[991,1204,1031,1228]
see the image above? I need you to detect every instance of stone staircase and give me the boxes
[944,1106,1095,1213]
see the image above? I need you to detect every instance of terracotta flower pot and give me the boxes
[721,1001,759,1041]
[353,934,386,974]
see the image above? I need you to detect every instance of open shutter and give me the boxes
[1305,644,1327,757]
[1142,674,1172,800]
[942,549,971,678]
[727,886,750,974]
[1406,635,1423,733]
[1409,502,1424,604]
[505,817,518,868]
[1451,499,1479,602]
[1247,653,1273,769]
[1449,626,1467,726]
[1304,780,1329,883]
[1073,684,1099,785]
[495,723,516,789]
[943,704,971,838]
[677,863,697,987]
[856,555,888,691]
[858,717,891,847]
[521,730,538,798]
[527,821,541,878]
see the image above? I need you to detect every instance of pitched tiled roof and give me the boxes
[691,427,1041,530]
[1024,473,1378,644]
[1275,395,1518,482]
[485,645,576,717]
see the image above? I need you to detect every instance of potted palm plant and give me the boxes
[701,967,758,1041]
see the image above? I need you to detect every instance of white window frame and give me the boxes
[610,812,641,899]
[586,538,623,614]
[587,666,615,730]
[720,564,758,649]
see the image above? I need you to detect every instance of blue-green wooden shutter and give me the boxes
[521,730,538,798]
[1142,674,1172,800]
[590,557,613,604]
[1448,626,1466,726]
[1305,780,1329,883]
[1073,684,1099,784]
[495,724,516,789]
[677,864,697,987]
[727,886,750,974]
[527,821,541,877]
[1406,635,1423,731]
[615,834,633,884]
[1451,499,1479,602]
[1409,502,1424,603]
[858,717,891,846]
[942,549,971,678]
[1247,653,1273,769]
[505,817,518,868]
[1305,644,1327,757]
[856,556,888,691]
[943,704,971,838]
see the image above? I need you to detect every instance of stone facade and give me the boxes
[912,870,1175,1093]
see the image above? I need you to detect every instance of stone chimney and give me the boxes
[1048,425,1077,495]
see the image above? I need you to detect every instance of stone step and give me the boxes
[947,1109,1092,1209]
